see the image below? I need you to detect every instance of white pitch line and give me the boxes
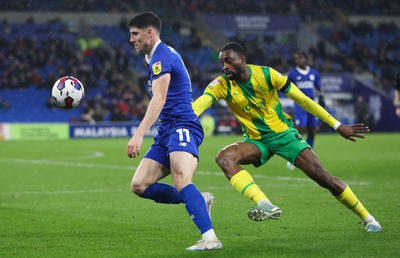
[0,184,315,196]
[55,151,105,161]
[0,157,369,185]
[0,157,135,170]
[0,188,126,196]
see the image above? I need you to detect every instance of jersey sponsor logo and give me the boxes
[242,99,266,111]
[256,84,267,94]
[152,61,162,75]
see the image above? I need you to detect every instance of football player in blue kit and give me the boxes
[286,51,323,170]
[126,12,222,251]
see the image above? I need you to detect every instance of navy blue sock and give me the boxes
[140,182,183,204]
[307,136,314,148]
[179,184,213,234]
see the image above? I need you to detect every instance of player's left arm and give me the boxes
[270,68,368,141]
[283,82,369,142]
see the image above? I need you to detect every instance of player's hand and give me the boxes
[127,135,143,158]
[336,123,369,142]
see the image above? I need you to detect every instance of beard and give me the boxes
[225,68,242,80]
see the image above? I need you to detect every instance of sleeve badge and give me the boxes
[152,61,162,75]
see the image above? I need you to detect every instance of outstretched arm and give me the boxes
[192,94,213,116]
[285,82,369,142]
[336,123,369,142]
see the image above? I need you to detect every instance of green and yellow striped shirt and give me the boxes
[193,64,338,140]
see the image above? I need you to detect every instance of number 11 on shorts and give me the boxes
[176,128,191,142]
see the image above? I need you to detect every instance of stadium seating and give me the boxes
[1,0,399,127]
[0,87,82,122]
[317,20,399,91]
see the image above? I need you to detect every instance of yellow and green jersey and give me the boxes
[193,64,338,140]
[203,65,292,140]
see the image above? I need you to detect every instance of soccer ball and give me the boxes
[52,76,85,109]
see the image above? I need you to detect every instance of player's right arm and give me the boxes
[127,73,170,158]
[192,94,213,116]
[192,77,226,116]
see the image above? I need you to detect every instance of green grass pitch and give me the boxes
[1,133,399,257]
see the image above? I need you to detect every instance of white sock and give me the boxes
[257,199,273,206]
[202,229,217,241]
[362,214,375,224]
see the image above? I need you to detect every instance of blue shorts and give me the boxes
[144,118,204,169]
[294,106,317,127]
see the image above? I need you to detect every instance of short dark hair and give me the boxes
[127,12,162,31]
[294,50,308,60]
[221,42,245,56]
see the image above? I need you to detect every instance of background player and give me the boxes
[193,42,382,234]
[394,71,400,118]
[126,12,222,251]
[287,51,323,170]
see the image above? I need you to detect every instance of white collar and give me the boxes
[145,40,162,64]
[295,66,310,75]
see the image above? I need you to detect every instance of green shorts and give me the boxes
[244,128,310,167]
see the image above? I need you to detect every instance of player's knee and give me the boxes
[171,174,190,191]
[215,148,237,169]
[130,180,146,196]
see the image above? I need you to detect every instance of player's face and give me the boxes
[129,26,151,54]
[294,53,307,68]
[219,50,245,80]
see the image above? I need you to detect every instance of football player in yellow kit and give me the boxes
[193,42,382,233]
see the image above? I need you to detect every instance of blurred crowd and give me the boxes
[0,0,399,131]
[2,0,399,17]
[0,17,149,123]
[316,20,399,91]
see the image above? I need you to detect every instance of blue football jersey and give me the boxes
[147,42,196,121]
[287,66,321,99]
